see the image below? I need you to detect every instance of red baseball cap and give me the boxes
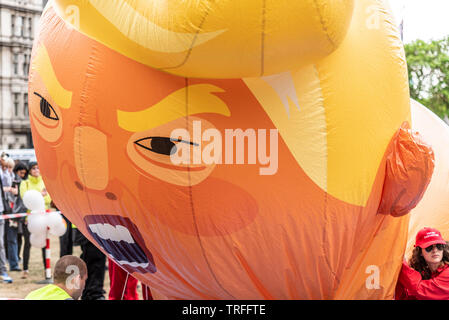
[414,227,446,248]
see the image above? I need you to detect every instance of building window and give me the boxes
[28,17,33,39]
[21,16,25,37]
[13,93,20,117]
[23,54,30,76]
[24,93,29,117]
[11,14,16,36]
[13,54,19,75]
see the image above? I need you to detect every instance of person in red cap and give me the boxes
[395,227,449,299]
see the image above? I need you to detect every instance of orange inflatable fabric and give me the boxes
[27,0,445,299]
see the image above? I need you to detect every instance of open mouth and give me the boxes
[84,215,156,274]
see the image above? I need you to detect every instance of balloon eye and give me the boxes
[135,137,178,156]
[134,137,198,156]
[34,92,59,121]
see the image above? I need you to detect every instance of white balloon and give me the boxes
[49,222,67,237]
[22,190,45,211]
[27,212,48,235]
[30,233,47,248]
[47,211,63,229]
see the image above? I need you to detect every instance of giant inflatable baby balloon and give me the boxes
[28,0,444,299]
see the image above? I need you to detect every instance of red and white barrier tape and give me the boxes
[0,211,61,220]
[0,213,29,220]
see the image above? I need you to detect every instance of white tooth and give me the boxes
[96,223,109,240]
[103,223,118,242]
[90,223,106,239]
[116,225,134,244]
[89,223,109,241]
[107,254,148,268]
[117,260,149,268]
[88,224,99,235]
[89,223,135,244]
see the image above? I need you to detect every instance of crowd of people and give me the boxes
[0,153,31,283]
[0,152,152,300]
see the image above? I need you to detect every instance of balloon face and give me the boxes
[29,1,433,299]
[29,14,285,279]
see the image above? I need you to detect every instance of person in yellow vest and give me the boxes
[19,161,52,280]
[25,255,88,300]
[20,162,52,209]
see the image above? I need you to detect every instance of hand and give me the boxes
[41,188,48,196]
[10,186,18,196]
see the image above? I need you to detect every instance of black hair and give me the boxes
[27,161,38,171]
[13,161,28,174]
[409,242,449,279]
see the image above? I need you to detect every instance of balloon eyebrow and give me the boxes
[32,44,73,109]
[117,84,231,132]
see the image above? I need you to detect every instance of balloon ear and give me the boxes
[377,122,435,217]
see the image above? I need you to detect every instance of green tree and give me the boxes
[404,36,449,119]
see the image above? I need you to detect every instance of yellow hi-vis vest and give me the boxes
[25,284,73,300]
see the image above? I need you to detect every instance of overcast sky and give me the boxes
[389,0,449,43]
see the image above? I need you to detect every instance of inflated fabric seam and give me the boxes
[312,64,338,297]
[184,78,236,299]
[312,0,336,50]
[161,9,212,71]
[77,44,99,229]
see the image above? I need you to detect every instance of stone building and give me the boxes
[0,0,45,149]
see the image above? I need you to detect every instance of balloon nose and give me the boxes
[74,126,109,191]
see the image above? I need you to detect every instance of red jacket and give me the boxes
[395,261,449,300]
[108,258,153,300]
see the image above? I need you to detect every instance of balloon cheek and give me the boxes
[30,111,63,143]
[138,177,258,236]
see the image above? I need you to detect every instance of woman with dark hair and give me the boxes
[3,160,28,272]
[12,161,29,277]
[395,227,449,300]
[13,162,28,181]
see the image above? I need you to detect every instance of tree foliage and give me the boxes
[404,36,449,119]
